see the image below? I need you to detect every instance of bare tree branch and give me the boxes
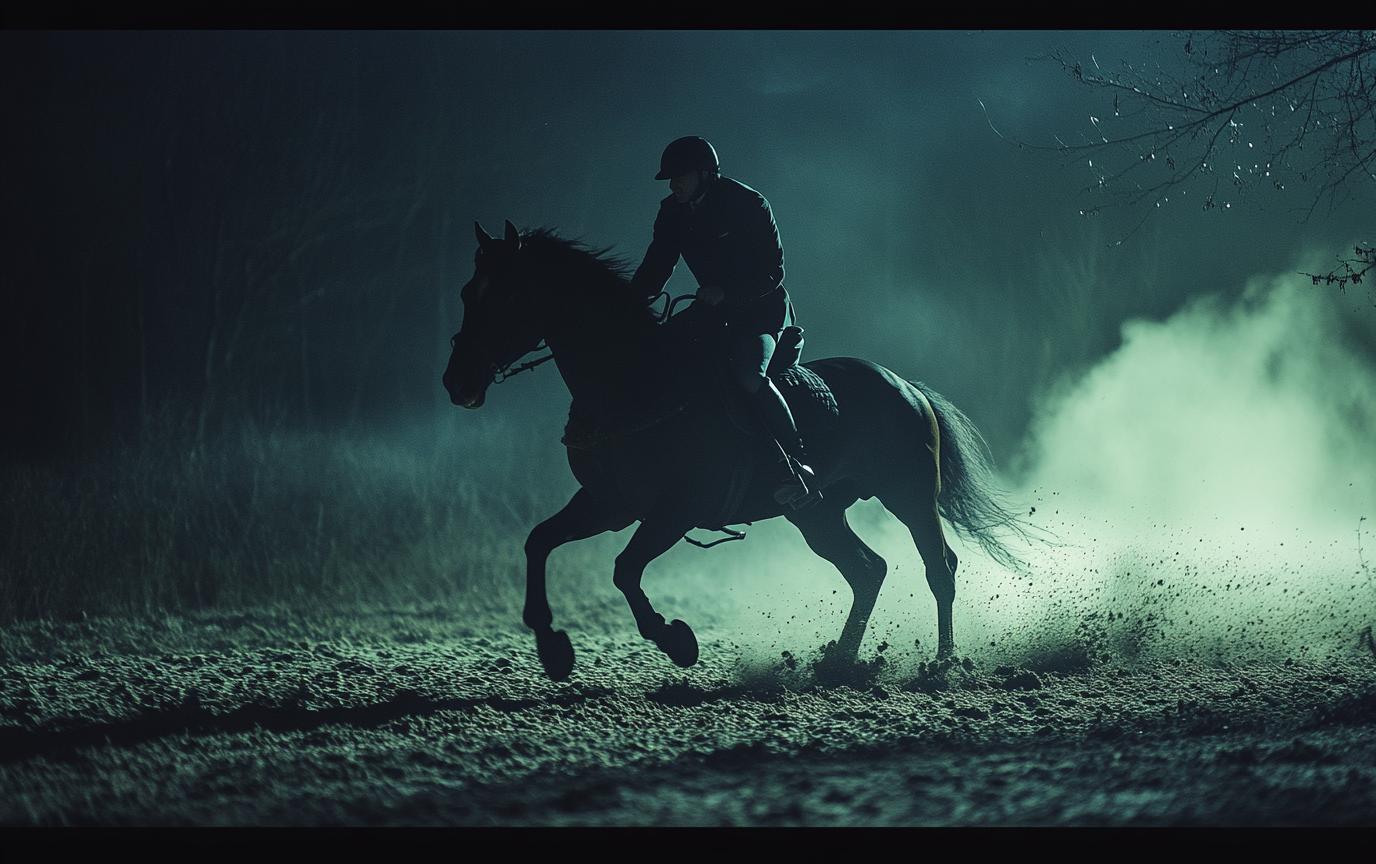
[1005,31,1374,299]
[1302,244,1376,308]
[1025,31,1375,217]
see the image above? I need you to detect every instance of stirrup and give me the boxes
[773,459,821,508]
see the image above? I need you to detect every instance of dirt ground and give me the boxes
[3,600,1373,826]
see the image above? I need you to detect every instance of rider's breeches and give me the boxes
[730,331,775,394]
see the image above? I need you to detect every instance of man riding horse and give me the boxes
[631,136,818,507]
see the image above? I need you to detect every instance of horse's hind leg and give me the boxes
[525,488,632,680]
[786,497,887,673]
[880,474,958,660]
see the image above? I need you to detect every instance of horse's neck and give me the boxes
[546,297,658,422]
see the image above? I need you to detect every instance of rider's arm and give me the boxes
[695,285,726,305]
[630,198,682,300]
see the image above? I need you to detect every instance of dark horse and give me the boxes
[444,221,1022,681]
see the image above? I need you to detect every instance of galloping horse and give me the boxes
[444,221,1022,681]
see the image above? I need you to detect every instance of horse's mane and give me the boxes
[518,228,657,324]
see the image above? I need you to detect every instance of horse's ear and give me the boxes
[475,221,496,249]
[504,220,520,249]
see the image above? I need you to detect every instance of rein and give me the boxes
[648,291,699,324]
[479,288,695,385]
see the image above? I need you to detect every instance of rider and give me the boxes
[630,136,818,507]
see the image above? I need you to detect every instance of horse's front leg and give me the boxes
[612,505,702,668]
[525,488,632,680]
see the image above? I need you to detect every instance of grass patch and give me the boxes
[2,413,582,624]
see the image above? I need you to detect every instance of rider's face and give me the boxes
[669,170,704,204]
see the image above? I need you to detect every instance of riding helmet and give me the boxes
[655,136,720,180]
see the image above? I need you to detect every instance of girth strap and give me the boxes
[561,399,691,451]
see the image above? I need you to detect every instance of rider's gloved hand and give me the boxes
[696,285,725,306]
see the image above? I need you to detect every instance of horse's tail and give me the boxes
[909,380,1030,573]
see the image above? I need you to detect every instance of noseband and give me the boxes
[451,333,555,385]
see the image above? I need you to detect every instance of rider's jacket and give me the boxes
[631,176,788,334]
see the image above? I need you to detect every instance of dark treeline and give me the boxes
[7,31,1374,467]
[2,32,501,459]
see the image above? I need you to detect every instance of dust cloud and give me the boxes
[632,269,1376,674]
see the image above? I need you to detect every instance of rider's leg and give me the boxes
[730,332,774,396]
[731,333,817,505]
[757,378,818,504]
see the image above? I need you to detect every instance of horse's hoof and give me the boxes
[535,628,575,681]
[656,619,699,668]
[811,641,879,688]
[811,658,847,688]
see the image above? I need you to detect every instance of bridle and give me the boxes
[450,333,555,385]
[492,344,556,383]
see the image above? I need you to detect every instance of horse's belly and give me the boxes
[597,428,747,522]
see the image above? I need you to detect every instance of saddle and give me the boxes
[723,326,838,436]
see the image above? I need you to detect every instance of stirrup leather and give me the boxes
[774,456,820,508]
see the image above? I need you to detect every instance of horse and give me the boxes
[444,220,1023,682]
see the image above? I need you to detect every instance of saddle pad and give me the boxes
[774,365,838,418]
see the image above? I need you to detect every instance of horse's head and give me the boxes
[444,220,550,409]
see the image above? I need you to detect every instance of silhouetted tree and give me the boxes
[167,34,426,443]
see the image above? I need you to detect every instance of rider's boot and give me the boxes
[754,380,821,508]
